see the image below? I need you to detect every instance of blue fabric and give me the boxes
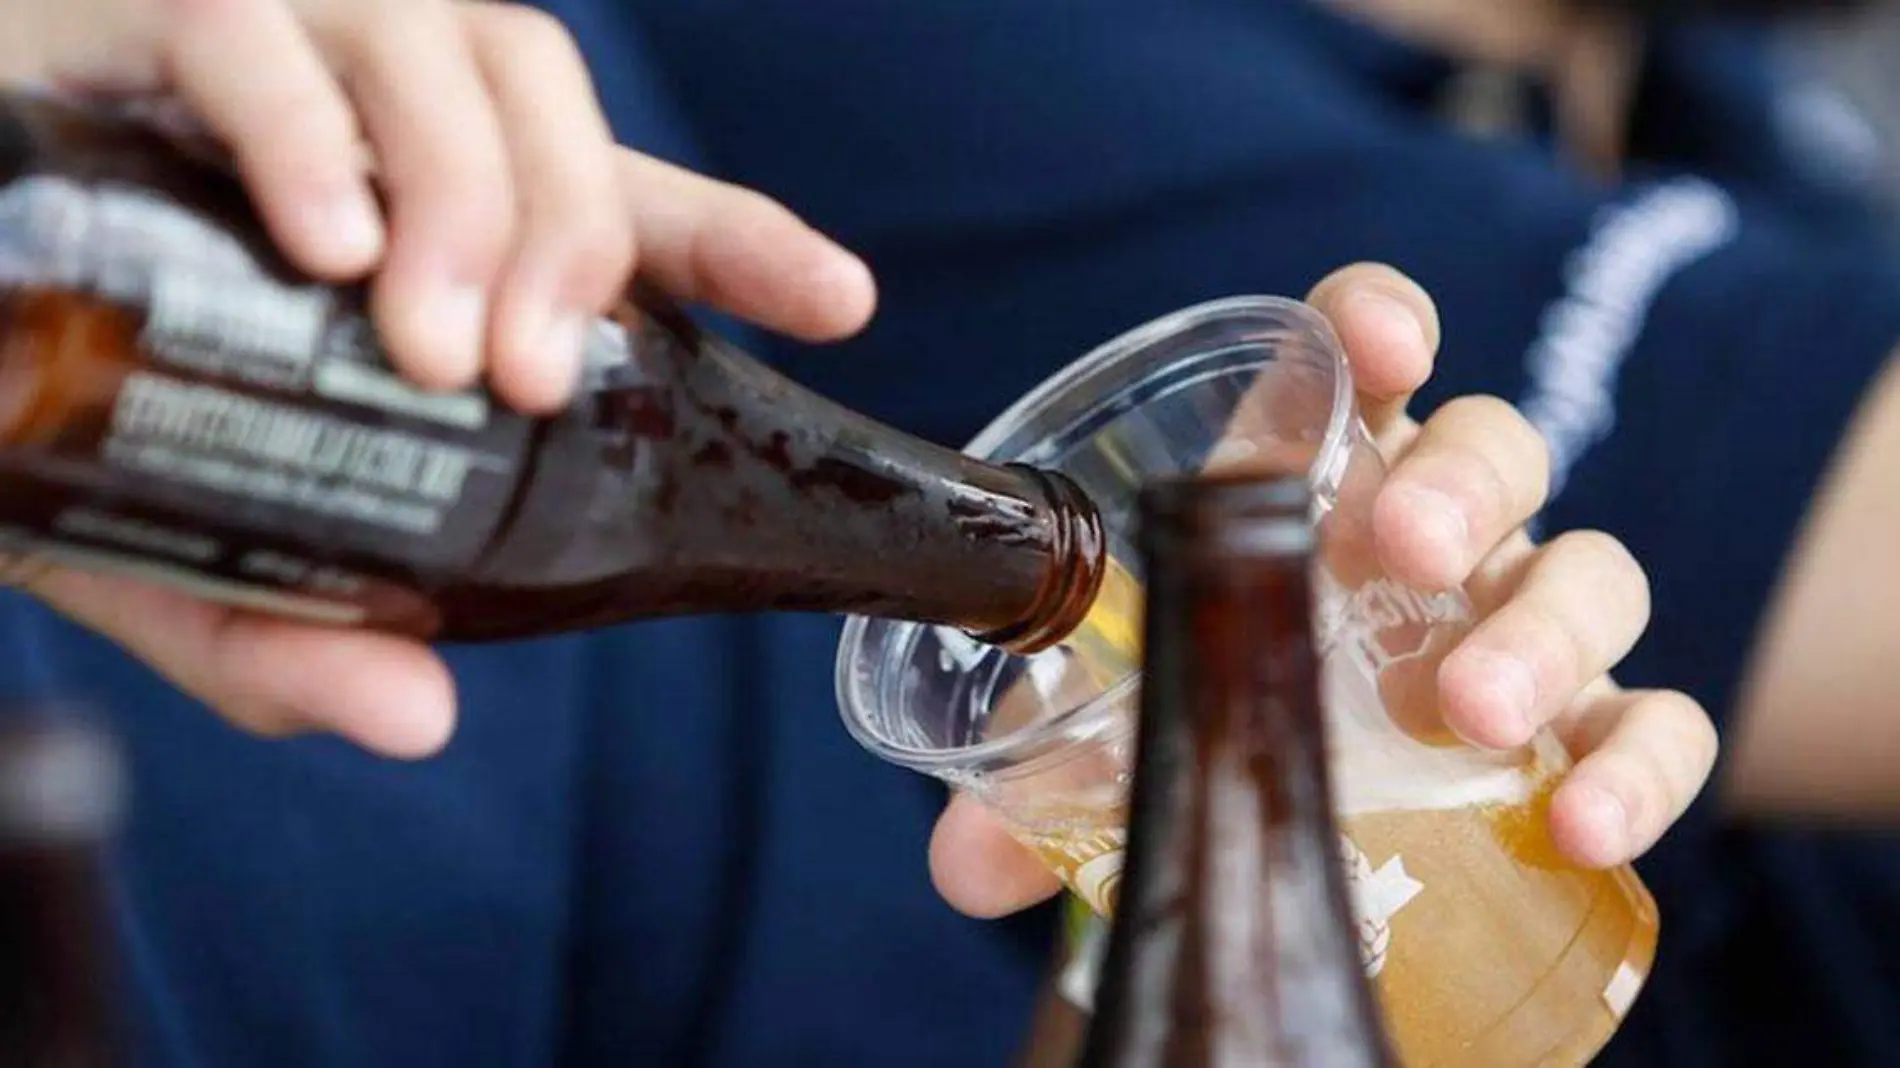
[13,2,1900,1065]
[629,3,1900,1063]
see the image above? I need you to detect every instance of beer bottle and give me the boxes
[0,711,126,1068]
[1074,475,1396,1068]
[0,89,1135,656]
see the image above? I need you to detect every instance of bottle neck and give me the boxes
[1079,477,1394,1068]
[590,294,1113,649]
[961,462,1108,654]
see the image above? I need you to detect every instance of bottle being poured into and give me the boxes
[1071,474,1396,1068]
[0,88,1144,657]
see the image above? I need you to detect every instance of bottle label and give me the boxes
[1314,570,1538,819]
[105,371,493,538]
[1337,833,1423,979]
[1069,847,1125,918]
[1054,835,1426,1015]
[1314,574,1468,679]
[0,523,368,626]
[0,161,535,629]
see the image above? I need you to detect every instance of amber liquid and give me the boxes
[1060,554,1146,686]
[973,556,1143,916]
[1014,554,1661,1066]
[1344,769,1658,1067]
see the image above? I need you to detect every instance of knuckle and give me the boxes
[517,170,635,303]
[239,94,361,168]
[1661,690,1720,771]
[1419,398,1514,499]
[1634,689,1719,815]
[1437,392,1519,425]
[427,183,520,277]
[1511,598,1587,690]
[1626,769,1672,847]
[326,0,439,59]
[684,185,803,283]
[1612,737,1679,841]
[380,0,451,30]
[157,0,242,23]
[720,184,801,229]
[1308,262,1428,317]
[530,214,637,306]
[569,222,639,301]
[570,200,637,260]
[1551,529,1652,621]
[1445,394,1551,495]
[479,4,584,64]
[1505,413,1553,482]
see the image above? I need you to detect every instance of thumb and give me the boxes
[14,563,457,760]
[929,791,1062,919]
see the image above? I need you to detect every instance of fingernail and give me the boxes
[1571,786,1631,864]
[824,251,875,294]
[540,310,587,366]
[422,285,487,386]
[1390,483,1470,575]
[533,310,587,404]
[324,194,385,265]
[1459,648,1537,746]
[1348,287,1428,356]
[809,252,875,322]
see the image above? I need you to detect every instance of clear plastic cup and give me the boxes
[835,296,1658,1065]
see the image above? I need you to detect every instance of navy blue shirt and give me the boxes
[8,2,1900,1065]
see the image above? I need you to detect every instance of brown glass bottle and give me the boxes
[0,89,1108,650]
[0,711,126,1068]
[1073,475,1396,1068]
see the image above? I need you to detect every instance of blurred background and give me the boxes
[1788,5,1900,215]
[10,2,1900,1067]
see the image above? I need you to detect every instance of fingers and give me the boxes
[1373,394,1553,591]
[464,3,633,413]
[619,152,878,343]
[147,0,874,410]
[310,0,517,394]
[1438,530,1651,750]
[21,565,456,760]
[1305,262,1441,436]
[1547,688,1718,867]
[158,0,385,279]
[929,792,1061,919]
[164,0,519,391]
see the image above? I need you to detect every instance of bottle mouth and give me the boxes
[968,464,1109,656]
[835,295,1352,777]
[1137,474,1317,560]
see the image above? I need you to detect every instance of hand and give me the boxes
[929,262,1720,917]
[0,0,877,757]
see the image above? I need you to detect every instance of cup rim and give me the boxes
[834,294,1351,775]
